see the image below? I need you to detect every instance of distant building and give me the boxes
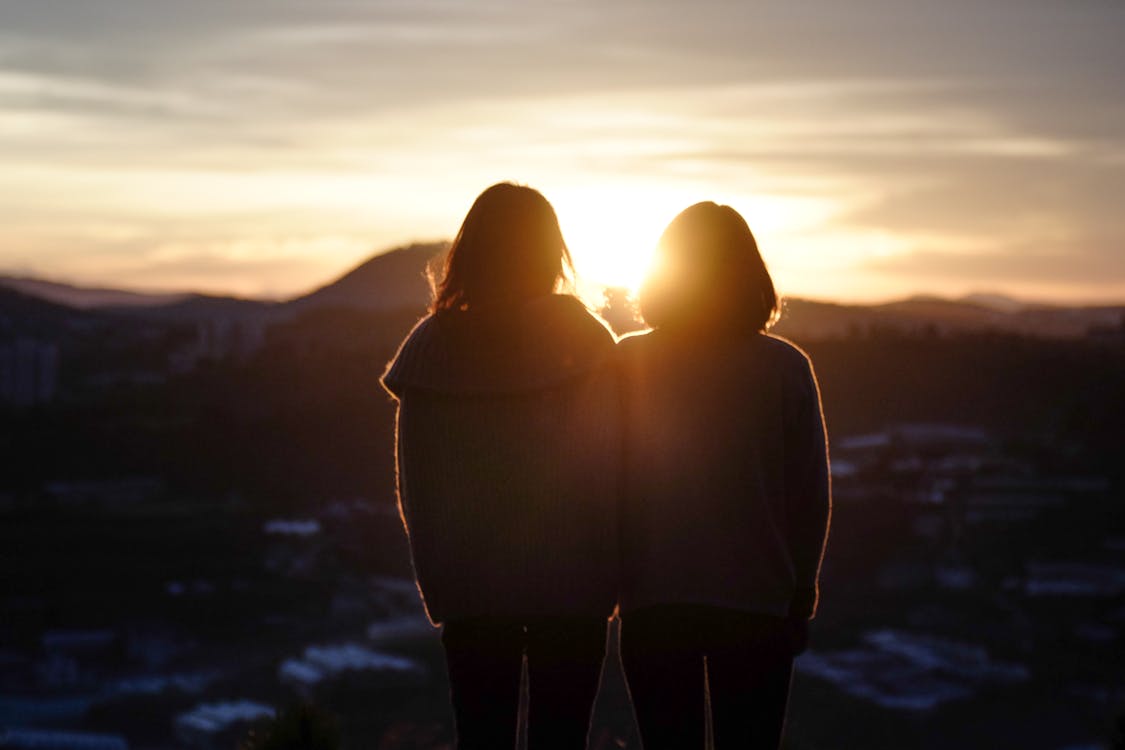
[797,628,1028,712]
[1017,562,1125,598]
[832,423,994,499]
[1086,312,1125,343]
[38,628,122,690]
[42,477,165,508]
[837,424,989,460]
[0,696,94,727]
[263,519,321,537]
[0,338,59,407]
[174,700,274,750]
[278,642,425,697]
[169,318,266,373]
[0,729,128,750]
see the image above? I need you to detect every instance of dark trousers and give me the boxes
[620,605,798,750]
[441,616,608,750]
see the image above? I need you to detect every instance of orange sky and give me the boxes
[1,1,1123,303]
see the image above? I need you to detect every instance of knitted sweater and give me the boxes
[618,328,831,619]
[381,295,619,625]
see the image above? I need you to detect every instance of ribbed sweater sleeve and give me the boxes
[381,317,442,400]
[784,355,832,620]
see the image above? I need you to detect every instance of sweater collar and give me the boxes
[382,294,614,396]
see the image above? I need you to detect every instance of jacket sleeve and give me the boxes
[784,355,832,620]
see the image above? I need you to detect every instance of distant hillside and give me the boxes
[959,292,1028,313]
[106,293,279,322]
[773,296,1125,341]
[0,286,98,338]
[287,242,447,313]
[3,242,1122,340]
[0,242,448,323]
[0,275,190,310]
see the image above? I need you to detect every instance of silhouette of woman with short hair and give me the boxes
[617,202,831,749]
[382,183,619,750]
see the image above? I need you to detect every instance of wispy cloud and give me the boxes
[0,0,1122,300]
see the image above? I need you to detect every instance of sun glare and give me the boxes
[550,188,686,296]
[549,185,847,307]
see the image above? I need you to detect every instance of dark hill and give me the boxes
[287,242,447,313]
[3,243,1122,339]
[0,275,190,310]
[773,296,1125,341]
[107,293,278,322]
[0,286,96,337]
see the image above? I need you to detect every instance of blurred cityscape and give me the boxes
[1,245,1123,749]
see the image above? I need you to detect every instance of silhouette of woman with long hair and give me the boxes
[617,202,831,749]
[382,183,618,750]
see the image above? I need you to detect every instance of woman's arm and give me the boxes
[784,356,832,621]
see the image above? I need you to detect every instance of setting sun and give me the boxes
[551,188,667,294]
[549,183,850,306]
[550,184,729,296]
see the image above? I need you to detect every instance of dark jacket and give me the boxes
[382,295,619,625]
[618,328,831,619]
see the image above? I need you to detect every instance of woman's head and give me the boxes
[639,201,778,332]
[431,183,573,313]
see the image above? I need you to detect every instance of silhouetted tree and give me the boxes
[599,286,644,336]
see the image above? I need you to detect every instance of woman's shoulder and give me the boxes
[615,327,653,350]
[757,332,813,368]
[380,314,442,397]
[616,327,809,363]
[532,294,616,344]
[382,295,616,397]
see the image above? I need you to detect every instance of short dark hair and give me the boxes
[431,183,573,313]
[639,201,779,331]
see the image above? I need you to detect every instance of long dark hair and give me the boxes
[431,183,573,313]
[639,201,779,332]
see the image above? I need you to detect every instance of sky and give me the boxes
[1,0,1123,303]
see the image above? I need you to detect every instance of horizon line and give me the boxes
[2,240,1124,310]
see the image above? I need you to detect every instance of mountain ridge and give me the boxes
[3,243,1123,339]
[0,275,193,310]
[286,241,447,313]
[2,244,1117,313]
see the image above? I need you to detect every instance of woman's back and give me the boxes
[618,327,829,619]
[382,183,619,750]
[618,199,831,750]
[384,294,619,624]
